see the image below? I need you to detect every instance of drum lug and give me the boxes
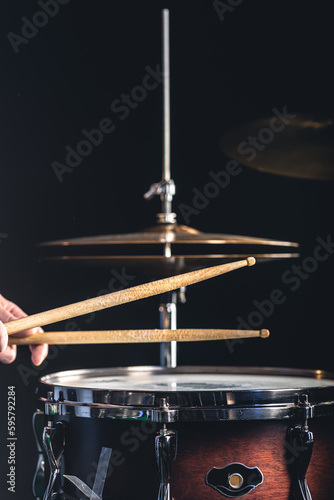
[45,391,63,417]
[151,397,179,423]
[155,425,177,500]
[287,395,314,500]
[42,393,65,500]
[294,393,314,420]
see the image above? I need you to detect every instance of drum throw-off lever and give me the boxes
[286,394,314,500]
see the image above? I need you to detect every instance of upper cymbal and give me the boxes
[39,224,299,247]
[220,115,334,180]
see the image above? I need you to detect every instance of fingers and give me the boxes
[0,344,17,364]
[0,298,49,365]
[0,294,27,320]
[11,326,48,366]
[0,319,16,363]
[29,327,49,366]
[0,302,37,338]
[0,320,8,353]
[29,343,49,366]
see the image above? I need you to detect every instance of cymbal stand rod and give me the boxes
[160,9,177,368]
[159,8,175,224]
[143,9,176,224]
[144,9,178,366]
[159,291,177,368]
[162,8,171,185]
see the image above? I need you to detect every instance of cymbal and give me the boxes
[38,224,299,275]
[220,115,334,180]
[39,224,299,247]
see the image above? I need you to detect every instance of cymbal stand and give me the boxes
[144,9,176,226]
[159,292,177,367]
[144,9,180,367]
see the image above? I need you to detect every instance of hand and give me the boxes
[0,294,48,365]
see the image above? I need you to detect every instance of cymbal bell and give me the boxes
[220,115,334,180]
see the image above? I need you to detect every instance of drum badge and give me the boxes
[205,462,263,497]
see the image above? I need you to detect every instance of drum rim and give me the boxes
[37,366,334,421]
[40,365,334,385]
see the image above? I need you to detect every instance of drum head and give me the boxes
[38,366,334,421]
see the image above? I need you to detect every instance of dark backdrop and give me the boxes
[0,1,333,498]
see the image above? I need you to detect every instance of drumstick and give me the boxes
[8,328,269,345]
[5,257,255,335]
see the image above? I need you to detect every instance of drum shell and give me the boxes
[172,417,334,499]
[52,414,334,500]
[37,367,334,499]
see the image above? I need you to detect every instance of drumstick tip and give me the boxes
[247,257,256,266]
[260,329,270,338]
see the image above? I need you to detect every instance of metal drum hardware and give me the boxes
[205,463,263,497]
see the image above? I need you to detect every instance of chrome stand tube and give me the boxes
[159,291,177,367]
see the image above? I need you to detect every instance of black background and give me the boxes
[0,1,333,498]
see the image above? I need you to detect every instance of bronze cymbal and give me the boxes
[220,115,334,180]
[38,224,299,276]
[39,224,299,247]
[39,227,300,282]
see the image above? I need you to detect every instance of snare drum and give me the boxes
[35,366,334,499]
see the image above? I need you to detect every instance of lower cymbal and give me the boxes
[220,115,334,180]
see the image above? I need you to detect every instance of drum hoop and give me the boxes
[38,366,334,421]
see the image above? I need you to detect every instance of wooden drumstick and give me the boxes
[5,257,255,336]
[8,328,269,345]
